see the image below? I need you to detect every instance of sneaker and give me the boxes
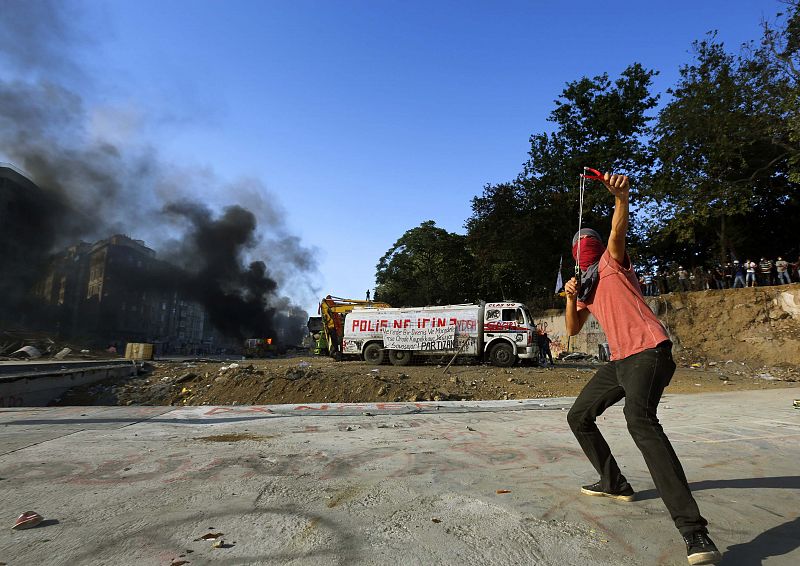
[580,480,635,502]
[684,531,721,565]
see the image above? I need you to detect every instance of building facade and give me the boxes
[36,234,220,354]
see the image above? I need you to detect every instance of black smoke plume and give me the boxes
[162,202,280,340]
[0,1,315,343]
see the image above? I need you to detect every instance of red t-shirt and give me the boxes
[577,250,669,360]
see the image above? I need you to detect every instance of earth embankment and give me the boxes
[652,283,800,368]
[50,284,800,406]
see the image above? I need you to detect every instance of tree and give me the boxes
[374,221,477,307]
[761,0,800,182]
[648,31,798,265]
[467,64,659,307]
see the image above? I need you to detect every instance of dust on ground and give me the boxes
[53,354,799,407]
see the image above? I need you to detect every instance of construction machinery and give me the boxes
[317,295,390,360]
[243,337,283,358]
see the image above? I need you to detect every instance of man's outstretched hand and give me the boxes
[603,172,629,200]
[564,277,579,300]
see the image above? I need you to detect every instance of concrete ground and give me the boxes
[0,390,798,566]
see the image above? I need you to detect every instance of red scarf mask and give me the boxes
[572,236,605,271]
[571,232,606,302]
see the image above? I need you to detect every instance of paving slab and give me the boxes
[0,389,798,565]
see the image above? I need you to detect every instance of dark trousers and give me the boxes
[567,344,708,535]
[543,344,553,364]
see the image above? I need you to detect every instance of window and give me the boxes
[522,306,533,325]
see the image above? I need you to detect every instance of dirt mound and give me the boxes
[653,284,800,368]
[54,354,798,407]
[52,284,800,406]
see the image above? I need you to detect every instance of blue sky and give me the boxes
[3,0,783,313]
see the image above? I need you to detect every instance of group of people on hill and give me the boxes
[639,255,799,296]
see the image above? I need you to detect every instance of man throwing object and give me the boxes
[564,172,721,565]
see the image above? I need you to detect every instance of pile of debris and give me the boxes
[51,355,800,408]
[679,357,799,383]
[0,330,117,361]
[559,351,600,362]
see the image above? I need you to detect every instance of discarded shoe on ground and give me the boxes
[12,511,43,530]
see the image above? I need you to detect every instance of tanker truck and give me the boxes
[340,302,538,367]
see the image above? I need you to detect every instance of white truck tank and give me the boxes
[342,302,537,367]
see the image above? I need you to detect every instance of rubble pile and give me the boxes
[0,330,114,361]
[53,355,798,407]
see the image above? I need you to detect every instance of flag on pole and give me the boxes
[554,255,563,294]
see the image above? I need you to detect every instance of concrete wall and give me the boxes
[0,362,136,407]
[532,309,607,358]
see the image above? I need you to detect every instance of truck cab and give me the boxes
[482,302,538,366]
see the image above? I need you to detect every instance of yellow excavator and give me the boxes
[316,295,390,360]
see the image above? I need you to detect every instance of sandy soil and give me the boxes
[53,354,799,407]
[657,284,800,367]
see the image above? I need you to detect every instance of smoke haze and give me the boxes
[0,0,316,343]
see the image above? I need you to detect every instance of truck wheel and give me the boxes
[489,342,515,367]
[363,343,385,364]
[389,350,413,366]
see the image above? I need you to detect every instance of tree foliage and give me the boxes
[374,221,476,307]
[763,1,800,180]
[375,4,799,307]
[466,64,658,306]
[645,30,798,265]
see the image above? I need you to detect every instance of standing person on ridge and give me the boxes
[732,260,746,288]
[563,172,721,565]
[745,259,758,287]
[775,257,791,285]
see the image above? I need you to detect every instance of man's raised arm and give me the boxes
[603,172,630,265]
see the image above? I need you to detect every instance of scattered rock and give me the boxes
[756,372,778,381]
[175,372,197,384]
[285,365,317,380]
[10,346,42,359]
[212,539,227,549]
[53,347,72,360]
